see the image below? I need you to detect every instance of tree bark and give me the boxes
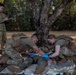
[29,0,41,29]
[29,0,51,46]
[29,0,73,46]
[39,0,51,45]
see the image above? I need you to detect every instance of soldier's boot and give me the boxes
[34,64,46,74]
[19,58,33,70]
[7,66,21,73]
[34,58,47,74]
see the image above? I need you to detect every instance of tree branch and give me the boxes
[48,0,73,26]
[40,0,51,26]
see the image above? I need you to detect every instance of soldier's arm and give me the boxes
[0,14,7,23]
[33,46,44,56]
[21,39,45,55]
[0,15,10,24]
[49,45,60,58]
[1,17,10,23]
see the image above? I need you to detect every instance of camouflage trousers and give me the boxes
[5,44,48,74]
[59,47,76,58]
[5,45,48,74]
[5,45,23,65]
[7,55,47,74]
[19,56,48,74]
[0,25,6,50]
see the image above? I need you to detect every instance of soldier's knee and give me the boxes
[34,58,47,74]
[19,57,33,70]
[38,58,48,66]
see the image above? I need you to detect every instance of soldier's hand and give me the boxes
[4,17,10,22]
[42,53,50,60]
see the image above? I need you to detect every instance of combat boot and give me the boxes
[7,65,21,73]
[34,64,46,74]
[34,57,47,74]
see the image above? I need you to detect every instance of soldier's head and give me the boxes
[0,3,5,13]
[48,34,56,44]
[31,33,38,44]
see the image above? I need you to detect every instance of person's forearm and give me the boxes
[36,48,44,56]
[49,52,58,58]
[49,45,60,58]
[38,49,44,55]
[0,17,10,24]
[33,46,45,56]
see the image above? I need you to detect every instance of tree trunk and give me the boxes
[39,0,51,45]
[29,0,73,46]
[30,0,51,46]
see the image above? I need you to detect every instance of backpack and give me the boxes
[56,35,76,53]
[56,35,73,47]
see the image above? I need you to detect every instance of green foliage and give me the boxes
[4,0,76,31]
[49,0,62,15]
[4,0,35,31]
[51,1,76,31]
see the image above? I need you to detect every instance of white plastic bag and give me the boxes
[23,69,34,75]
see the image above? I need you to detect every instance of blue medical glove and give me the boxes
[42,53,50,60]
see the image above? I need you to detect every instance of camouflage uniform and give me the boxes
[19,56,47,74]
[55,35,76,58]
[0,13,6,50]
[4,33,48,74]
[4,33,35,65]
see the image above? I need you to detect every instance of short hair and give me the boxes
[31,33,38,38]
[0,3,4,7]
[48,34,56,39]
